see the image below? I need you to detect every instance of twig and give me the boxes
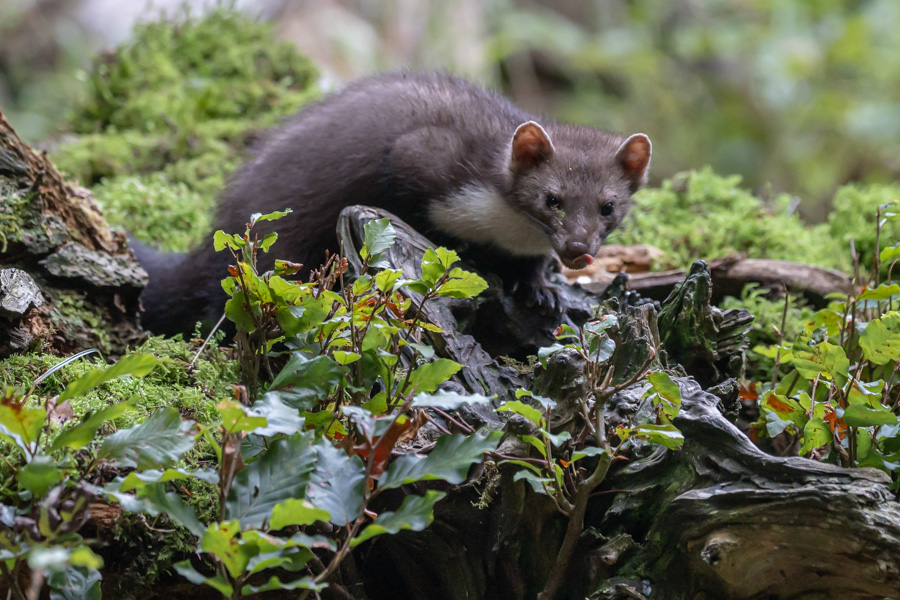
[190,312,227,368]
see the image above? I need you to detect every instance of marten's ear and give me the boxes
[510,121,555,172]
[616,133,652,192]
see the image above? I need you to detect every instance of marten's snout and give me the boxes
[560,240,593,270]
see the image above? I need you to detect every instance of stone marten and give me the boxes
[134,72,651,336]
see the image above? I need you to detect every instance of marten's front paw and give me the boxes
[515,279,567,315]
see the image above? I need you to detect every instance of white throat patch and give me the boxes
[428,185,553,257]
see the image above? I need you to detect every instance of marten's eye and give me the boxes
[601,202,615,217]
[545,194,560,210]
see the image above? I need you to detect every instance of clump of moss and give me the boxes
[0,335,237,430]
[618,168,848,272]
[51,7,319,251]
[826,183,900,273]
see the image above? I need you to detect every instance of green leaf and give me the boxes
[270,353,347,409]
[47,566,102,600]
[333,350,361,365]
[307,442,366,527]
[225,291,256,332]
[350,490,446,547]
[213,229,242,252]
[799,418,833,455]
[631,423,684,450]
[258,232,278,253]
[18,456,62,498]
[201,520,249,579]
[218,400,268,434]
[251,209,293,223]
[437,268,488,299]
[378,432,500,491]
[411,390,494,410]
[511,470,552,494]
[646,372,682,404]
[880,244,900,264]
[270,499,331,530]
[107,483,205,537]
[375,269,403,292]
[405,359,462,394]
[497,400,543,426]
[98,407,195,470]
[174,561,233,596]
[249,393,305,437]
[860,313,900,365]
[843,404,899,428]
[364,218,396,257]
[50,399,138,453]
[859,283,900,301]
[791,340,849,387]
[0,394,46,457]
[226,433,317,529]
[118,468,219,493]
[59,354,159,401]
[242,575,324,594]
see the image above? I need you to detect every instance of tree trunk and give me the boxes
[0,108,145,357]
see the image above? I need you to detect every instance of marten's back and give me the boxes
[139,72,530,335]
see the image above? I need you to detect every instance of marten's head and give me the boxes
[506,121,651,270]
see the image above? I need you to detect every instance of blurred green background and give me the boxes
[2,0,899,221]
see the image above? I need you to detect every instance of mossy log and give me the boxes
[0,108,145,357]
[336,206,899,600]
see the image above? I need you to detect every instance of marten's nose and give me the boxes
[562,241,589,260]
[560,241,593,269]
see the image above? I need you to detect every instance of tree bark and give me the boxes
[0,108,145,357]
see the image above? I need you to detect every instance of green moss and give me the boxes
[0,182,27,252]
[91,174,213,251]
[50,6,319,250]
[827,183,900,273]
[619,168,848,272]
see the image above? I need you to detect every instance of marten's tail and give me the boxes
[131,238,224,337]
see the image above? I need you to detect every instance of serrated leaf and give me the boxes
[350,490,446,547]
[406,359,462,394]
[225,291,256,332]
[411,390,494,410]
[98,407,195,470]
[242,575,324,594]
[420,247,448,286]
[270,499,331,530]
[213,230,241,252]
[59,354,158,401]
[364,218,396,257]
[106,482,205,536]
[226,433,317,529]
[375,269,403,292]
[378,432,500,491]
[307,442,366,526]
